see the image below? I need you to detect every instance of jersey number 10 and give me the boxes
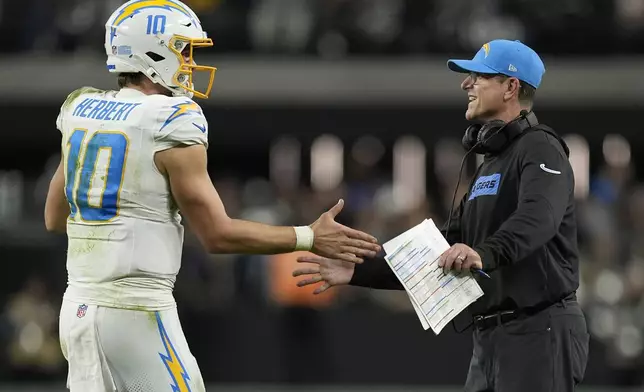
[65,129,129,222]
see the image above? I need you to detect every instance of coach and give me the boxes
[293,39,590,391]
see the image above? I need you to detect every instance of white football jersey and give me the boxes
[56,87,208,311]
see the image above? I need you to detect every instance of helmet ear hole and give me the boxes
[145,52,165,62]
[176,72,190,86]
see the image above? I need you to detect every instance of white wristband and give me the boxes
[293,226,315,251]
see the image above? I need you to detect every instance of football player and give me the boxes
[44,1,380,390]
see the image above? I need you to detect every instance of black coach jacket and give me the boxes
[351,125,579,316]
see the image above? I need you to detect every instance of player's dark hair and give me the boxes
[117,72,145,88]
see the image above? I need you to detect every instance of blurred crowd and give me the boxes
[0,0,643,56]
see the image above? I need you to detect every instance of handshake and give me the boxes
[285,198,377,295]
[293,200,484,295]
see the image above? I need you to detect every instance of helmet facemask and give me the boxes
[168,35,216,99]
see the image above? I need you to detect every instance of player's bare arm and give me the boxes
[155,144,381,263]
[44,157,70,233]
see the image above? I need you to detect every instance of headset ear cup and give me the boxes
[477,127,488,144]
[477,120,507,153]
[462,124,481,151]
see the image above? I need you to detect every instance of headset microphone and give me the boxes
[443,142,479,240]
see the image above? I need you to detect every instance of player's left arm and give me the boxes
[473,137,573,271]
[44,156,70,233]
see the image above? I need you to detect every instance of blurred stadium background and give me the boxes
[0,0,643,390]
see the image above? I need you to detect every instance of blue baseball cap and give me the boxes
[447,40,545,89]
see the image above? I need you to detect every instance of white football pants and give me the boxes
[59,299,205,392]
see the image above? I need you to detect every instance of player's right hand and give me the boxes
[292,255,355,294]
[309,199,380,264]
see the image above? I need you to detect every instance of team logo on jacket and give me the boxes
[469,173,501,201]
[76,304,88,318]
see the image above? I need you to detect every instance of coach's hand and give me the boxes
[292,255,355,294]
[438,243,483,274]
[309,199,380,264]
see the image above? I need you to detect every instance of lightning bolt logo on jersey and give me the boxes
[156,312,191,391]
[162,101,203,130]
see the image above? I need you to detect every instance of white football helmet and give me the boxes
[105,0,217,99]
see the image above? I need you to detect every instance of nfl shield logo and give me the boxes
[76,304,88,318]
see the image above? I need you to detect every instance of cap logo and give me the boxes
[483,43,490,58]
[508,64,517,72]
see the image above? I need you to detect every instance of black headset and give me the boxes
[462,110,539,155]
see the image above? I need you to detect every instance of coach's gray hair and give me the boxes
[518,84,536,106]
[496,74,536,107]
